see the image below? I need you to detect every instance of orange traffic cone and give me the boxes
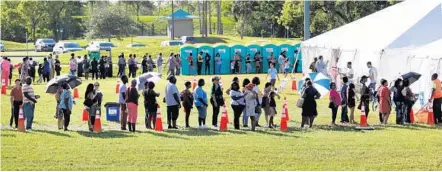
[82,109,89,121]
[409,108,415,124]
[93,114,102,133]
[1,85,6,95]
[283,97,289,121]
[155,105,163,131]
[219,104,228,131]
[17,105,25,132]
[280,110,288,131]
[427,103,435,125]
[115,81,120,94]
[356,103,374,130]
[73,88,79,98]
[291,78,297,91]
[192,79,197,90]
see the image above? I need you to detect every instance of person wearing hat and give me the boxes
[210,76,224,128]
[244,83,258,131]
[194,78,208,129]
[126,79,140,132]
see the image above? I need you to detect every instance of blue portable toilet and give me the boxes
[197,45,214,75]
[230,44,246,74]
[293,43,302,73]
[278,44,295,72]
[214,44,231,74]
[180,45,198,75]
[246,44,262,73]
[262,44,279,73]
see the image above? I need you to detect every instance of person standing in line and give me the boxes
[278,51,286,73]
[76,56,84,77]
[244,83,257,131]
[210,76,224,128]
[245,54,252,74]
[348,83,358,124]
[118,54,126,77]
[429,73,442,124]
[167,53,177,76]
[309,57,318,73]
[194,78,208,129]
[262,82,272,127]
[165,75,181,129]
[147,55,155,72]
[105,56,111,78]
[99,56,106,79]
[301,80,321,128]
[254,51,262,74]
[42,58,50,83]
[329,82,341,126]
[182,81,194,128]
[230,82,245,130]
[90,58,99,80]
[84,83,98,131]
[359,76,372,122]
[401,79,415,124]
[283,58,290,78]
[119,75,129,130]
[367,61,378,106]
[315,55,327,76]
[47,55,55,79]
[251,77,262,127]
[69,54,77,76]
[2,57,11,86]
[267,52,276,67]
[393,79,405,124]
[28,58,36,82]
[378,79,391,125]
[187,53,195,75]
[54,55,61,77]
[242,78,251,127]
[340,77,350,123]
[83,55,90,80]
[143,81,160,129]
[142,55,148,74]
[58,84,74,131]
[9,79,23,129]
[215,53,222,74]
[8,58,13,82]
[225,77,239,95]
[340,62,354,83]
[175,54,181,76]
[22,77,39,130]
[268,91,280,128]
[126,80,140,132]
[157,53,163,73]
[127,54,134,78]
[55,87,64,130]
[233,52,240,74]
[94,82,103,117]
[20,57,30,82]
[265,63,280,87]
[204,53,211,75]
[197,51,203,75]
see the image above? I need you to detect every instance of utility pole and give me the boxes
[171,0,175,40]
[303,0,310,40]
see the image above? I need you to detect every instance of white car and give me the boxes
[160,40,184,47]
[53,42,83,54]
[86,41,115,51]
[0,41,4,52]
[35,38,56,52]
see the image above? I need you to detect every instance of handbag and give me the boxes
[255,105,262,114]
[296,98,304,108]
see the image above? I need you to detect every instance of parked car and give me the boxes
[181,36,196,44]
[86,41,115,51]
[160,40,184,47]
[0,41,4,52]
[126,43,146,48]
[35,38,56,52]
[53,42,84,54]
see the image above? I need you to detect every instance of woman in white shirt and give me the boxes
[230,82,245,130]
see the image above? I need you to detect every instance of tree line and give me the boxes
[1,0,398,43]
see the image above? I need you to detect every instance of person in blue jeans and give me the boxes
[194,79,208,129]
[22,77,39,130]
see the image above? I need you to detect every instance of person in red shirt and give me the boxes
[187,53,195,75]
[10,79,23,128]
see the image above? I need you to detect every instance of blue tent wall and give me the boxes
[180,46,198,75]
[293,43,302,73]
[197,45,214,75]
[230,44,246,74]
[214,45,231,74]
[262,44,278,72]
[278,44,295,72]
[246,44,262,73]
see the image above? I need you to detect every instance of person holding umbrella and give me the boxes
[58,84,74,131]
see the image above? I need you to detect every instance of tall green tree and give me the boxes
[18,1,47,42]
[231,0,257,39]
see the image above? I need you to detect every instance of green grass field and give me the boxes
[1,72,441,170]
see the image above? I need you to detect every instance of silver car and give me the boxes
[35,38,56,52]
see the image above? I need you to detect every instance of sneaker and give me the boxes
[168,126,173,129]
[64,128,69,131]
[268,125,274,129]
[243,125,249,128]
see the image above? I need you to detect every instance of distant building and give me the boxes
[164,9,198,38]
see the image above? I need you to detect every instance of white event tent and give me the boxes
[301,0,442,107]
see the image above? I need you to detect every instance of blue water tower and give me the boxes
[246,44,262,73]
[214,44,231,74]
[180,45,197,75]
[262,44,279,72]
[230,44,246,74]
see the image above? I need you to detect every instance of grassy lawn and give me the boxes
[1,72,441,170]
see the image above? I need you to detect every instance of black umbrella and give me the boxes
[401,72,421,85]
[45,75,82,94]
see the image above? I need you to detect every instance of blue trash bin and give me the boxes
[105,102,120,122]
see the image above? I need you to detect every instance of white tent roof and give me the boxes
[302,0,442,51]
[410,39,442,58]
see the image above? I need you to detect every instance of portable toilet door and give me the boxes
[246,44,262,74]
[214,44,231,75]
[197,45,214,75]
[230,44,246,74]
[278,44,295,72]
[293,43,302,73]
[262,44,279,73]
[180,46,198,75]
